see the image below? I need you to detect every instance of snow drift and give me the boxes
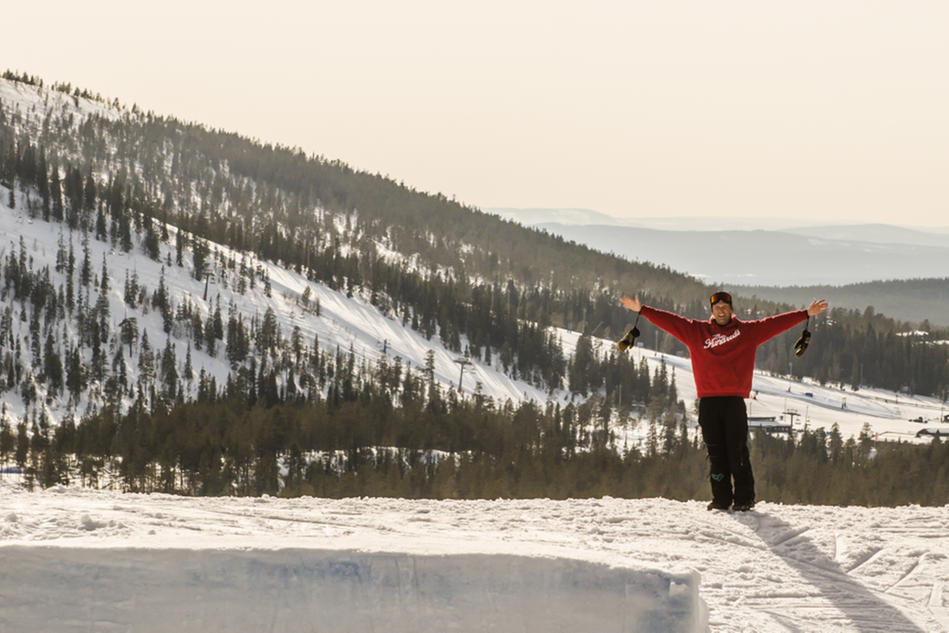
[1,546,702,633]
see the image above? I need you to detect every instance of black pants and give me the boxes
[698,396,754,507]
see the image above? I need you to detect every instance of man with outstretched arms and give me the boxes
[620,292,828,511]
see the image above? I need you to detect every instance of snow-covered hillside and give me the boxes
[2,186,945,453]
[2,481,947,632]
[3,74,946,449]
[0,184,549,423]
[2,174,946,451]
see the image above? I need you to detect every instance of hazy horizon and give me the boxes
[486,207,949,232]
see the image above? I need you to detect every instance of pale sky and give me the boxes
[3,1,947,226]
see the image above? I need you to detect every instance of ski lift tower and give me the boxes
[784,408,800,429]
[454,355,473,393]
[202,268,216,301]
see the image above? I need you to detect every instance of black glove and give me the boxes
[617,327,640,352]
[793,324,811,357]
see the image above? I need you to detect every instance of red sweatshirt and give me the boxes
[639,305,808,398]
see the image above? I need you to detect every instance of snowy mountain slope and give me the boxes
[1,183,943,450]
[0,186,548,426]
[2,481,948,632]
[2,75,946,449]
[0,74,120,127]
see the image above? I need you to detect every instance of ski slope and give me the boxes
[2,481,948,632]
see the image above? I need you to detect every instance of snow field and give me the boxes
[3,482,949,632]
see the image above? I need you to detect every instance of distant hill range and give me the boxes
[489,209,949,326]
[735,278,949,328]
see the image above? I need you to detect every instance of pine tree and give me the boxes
[120,316,139,356]
[123,270,139,308]
[828,423,844,464]
[192,236,209,280]
[119,212,133,253]
[175,229,184,267]
[43,333,63,396]
[95,202,108,242]
[65,346,84,398]
[153,267,173,334]
[80,233,92,288]
[226,312,249,365]
[15,420,29,468]
[83,173,97,228]
[99,254,110,292]
[0,411,15,471]
[183,343,194,386]
[143,221,161,261]
[160,338,178,401]
[138,329,155,384]
[257,306,280,356]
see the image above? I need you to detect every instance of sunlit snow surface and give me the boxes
[2,482,949,632]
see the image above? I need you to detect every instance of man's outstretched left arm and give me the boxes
[755,299,828,344]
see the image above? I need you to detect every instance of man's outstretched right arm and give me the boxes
[621,295,693,345]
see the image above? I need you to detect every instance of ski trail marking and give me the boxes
[761,609,806,633]
[887,553,925,594]
[846,546,885,573]
[769,526,812,549]
[927,580,942,607]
